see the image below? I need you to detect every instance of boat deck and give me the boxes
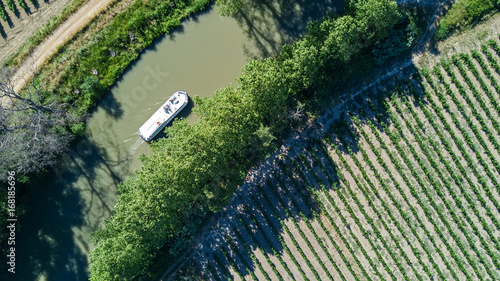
[138,91,188,141]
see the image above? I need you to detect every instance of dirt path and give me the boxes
[10,0,115,94]
[0,0,72,64]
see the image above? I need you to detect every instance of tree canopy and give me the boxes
[0,67,78,180]
[89,1,401,280]
[435,0,499,40]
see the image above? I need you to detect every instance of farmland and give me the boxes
[0,0,77,65]
[0,0,41,34]
[176,36,500,280]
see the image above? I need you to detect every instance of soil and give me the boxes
[0,0,72,64]
[9,0,115,93]
[416,11,500,69]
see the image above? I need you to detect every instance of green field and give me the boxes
[181,37,500,280]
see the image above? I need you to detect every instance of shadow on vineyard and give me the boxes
[176,35,500,280]
[0,0,46,39]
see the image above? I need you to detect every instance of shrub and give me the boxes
[435,0,498,40]
[79,75,102,109]
[70,122,86,136]
[372,11,418,65]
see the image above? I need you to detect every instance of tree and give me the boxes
[79,75,103,108]
[0,66,79,181]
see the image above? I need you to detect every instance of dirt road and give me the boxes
[10,0,116,94]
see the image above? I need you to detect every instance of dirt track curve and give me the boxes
[10,0,115,94]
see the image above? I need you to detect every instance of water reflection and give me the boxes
[15,132,127,280]
[235,0,343,58]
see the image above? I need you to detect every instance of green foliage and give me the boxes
[435,0,498,40]
[78,75,102,109]
[372,11,419,65]
[5,0,15,12]
[0,3,7,21]
[3,0,89,68]
[70,122,86,136]
[0,186,8,243]
[348,0,400,44]
[88,1,401,280]
[16,0,26,9]
[225,234,259,280]
[197,50,500,278]
[254,124,276,148]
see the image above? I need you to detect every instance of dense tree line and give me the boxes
[88,0,401,280]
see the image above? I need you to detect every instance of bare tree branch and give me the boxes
[288,101,305,121]
[0,61,81,180]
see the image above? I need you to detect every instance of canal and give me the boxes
[15,1,341,280]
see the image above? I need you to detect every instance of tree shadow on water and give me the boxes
[232,0,344,58]
[193,68,429,280]
[149,98,195,141]
[97,90,124,120]
[13,131,132,280]
[31,0,39,10]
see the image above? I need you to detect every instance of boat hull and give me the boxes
[138,91,189,141]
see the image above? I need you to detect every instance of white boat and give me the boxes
[138,91,189,141]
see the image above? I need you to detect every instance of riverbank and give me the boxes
[4,2,345,279]
[11,0,211,131]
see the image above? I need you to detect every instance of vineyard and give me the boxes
[176,36,500,280]
[0,0,30,22]
[0,0,39,36]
